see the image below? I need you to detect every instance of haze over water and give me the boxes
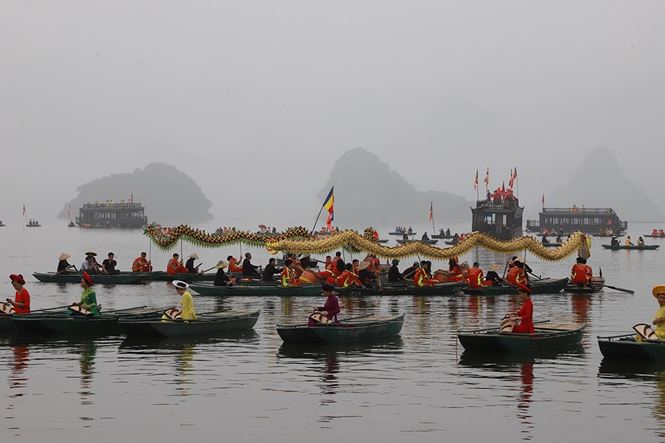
[2,221,665,442]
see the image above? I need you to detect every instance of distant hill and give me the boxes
[547,147,663,221]
[320,148,470,228]
[59,163,213,224]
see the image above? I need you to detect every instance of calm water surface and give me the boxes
[2,221,665,442]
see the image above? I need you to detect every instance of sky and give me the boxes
[2,0,664,225]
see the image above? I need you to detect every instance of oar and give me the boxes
[602,284,635,294]
[104,305,148,313]
[527,271,543,281]
[31,305,71,313]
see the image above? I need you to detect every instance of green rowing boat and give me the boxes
[338,281,466,296]
[119,310,260,337]
[277,314,405,344]
[565,277,605,294]
[33,272,145,285]
[189,283,324,297]
[457,321,585,353]
[598,334,665,361]
[462,278,568,295]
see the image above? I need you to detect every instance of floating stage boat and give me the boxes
[462,278,568,296]
[565,277,605,294]
[119,310,260,337]
[601,244,660,250]
[457,322,585,353]
[189,283,324,297]
[338,281,466,296]
[277,314,405,344]
[598,334,665,362]
[33,272,146,285]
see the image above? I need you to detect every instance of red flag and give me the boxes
[484,167,489,188]
[473,170,479,190]
[428,201,433,222]
[508,168,515,189]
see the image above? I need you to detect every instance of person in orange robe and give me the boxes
[337,264,364,288]
[466,262,486,288]
[227,255,242,273]
[280,259,300,287]
[413,262,435,287]
[447,257,464,282]
[570,257,593,285]
[506,261,527,286]
[132,252,152,272]
[167,253,187,275]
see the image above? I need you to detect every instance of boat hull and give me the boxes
[463,278,568,295]
[277,315,405,344]
[339,282,466,296]
[598,335,665,361]
[601,244,659,250]
[33,272,145,285]
[189,283,324,297]
[121,311,260,337]
[457,323,585,353]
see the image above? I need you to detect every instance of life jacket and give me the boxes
[281,268,298,287]
[413,268,433,287]
[467,268,483,288]
[337,270,361,288]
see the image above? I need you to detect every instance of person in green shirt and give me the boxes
[173,280,197,320]
[70,271,101,316]
[653,285,665,339]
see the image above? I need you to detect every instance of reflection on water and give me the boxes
[79,340,97,405]
[517,361,534,440]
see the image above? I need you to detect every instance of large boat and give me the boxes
[76,201,148,229]
[526,207,627,236]
[471,193,523,241]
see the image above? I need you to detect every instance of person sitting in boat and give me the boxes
[447,257,465,282]
[81,252,104,274]
[508,284,534,334]
[388,259,404,282]
[324,256,334,272]
[660,229,665,237]
[541,235,550,245]
[625,236,633,247]
[357,260,375,287]
[173,280,197,320]
[185,253,200,274]
[422,232,430,242]
[70,272,100,316]
[57,253,76,273]
[351,259,360,275]
[227,255,243,273]
[132,252,152,272]
[638,236,645,246]
[413,261,434,287]
[281,260,300,287]
[452,233,460,244]
[570,257,593,286]
[213,260,236,287]
[466,262,493,288]
[337,263,364,288]
[5,274,30,314]
[102,252,120,275]
[333,252,346,276]
[242,252,260,277]
[610,236,620,248]
[653,229,659,237]
[402,262,419,280]
[308,284,340,326]
[509,256,533,276]
[651,285,665,340]
[506,260,528,286]
[262,258,282,282]
[485,264,503,286]
[408,226,413,234]
[167,253,188,275]
[556,233,563,243]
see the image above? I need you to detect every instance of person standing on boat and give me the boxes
[185,253,200,273]
[262,258,283,282]
[242,253,260,277]
[173,280,197,320]
[510,284,534,334]
[132,252,152,272]
[71,272,100,316]
[570,257,593,286]
[309,283,340,326]
[213,260,235,286]
[332,251,345,276]
[102,252,119,275]
[651,285,665,339]
[167,253,188,275]
[57,253,76,273]
[388,259,404,282]
[6,274,30,314]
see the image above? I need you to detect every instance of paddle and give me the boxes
[104,305,148,314]
[602,284,635,294]
[527,271,543,281]
[31,305,71,313]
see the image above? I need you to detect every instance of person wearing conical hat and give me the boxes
[652,286,665,340]
[173,280,197,320]
[5,274,30,314]
[57,253,75,273]
[213,260,236,287]
[185,253,200,274]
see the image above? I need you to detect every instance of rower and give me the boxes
[57,253,76,273]
[70,271,100,316]
[484,265,503,286]
[167,253,188,275]
[81,251,103,274]
[610,236,620,248]
[388,259,404,282]
[651,285,665,339]
[413,261,434,287]
[506,260,528,286]
[337,263,364,288]
[625,236,633,247]
[242,252,260,277]
[308,283,340,326]
[467,262,492,288]
[638,236,645,246]
[213,260,236,286]
[541,235,550,245]
[5,274,30,314]
[422,232,430,242]
[509,284,534,334]
[447,257,464,282]
[173,280,197,320]
[227,255,243,273]
[570,257,593,286]
[262,258,282,282]
[185,253,200,273]
[280,259,300,287]
[132,252,152,272]
[102,252,119,275]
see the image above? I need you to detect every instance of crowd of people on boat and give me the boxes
[651,229,665,237]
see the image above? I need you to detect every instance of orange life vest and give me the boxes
[506,267,526,286]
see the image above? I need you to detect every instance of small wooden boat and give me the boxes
[338,281,466,296]
[377,239,389,244]
[601,244,660,250]
[431,233,453,239]
[189,283,324,297]
[644,235,665,238]
[463,278,568,295]
[33,272,145,285]
[457,321,585,353]
[126,271,216,283]
[565,276,605,294]
[389,231,415,236]
[120,310,260,337]
[445,239,459,245]
[541,242,563,248]
[598,334,665,361]
[277,314,405,344]
[397,238,438,245]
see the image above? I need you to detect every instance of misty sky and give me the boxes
[2,0,664,224]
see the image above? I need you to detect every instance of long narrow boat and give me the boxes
[338,281,466,296]
[120,310,260,337]
[189,283,324,297]
[457,321,585,353]
[123,271,216,283]
[601,244,660,250]
[33,272,145,285]
[277,314,405,344]
[644,235,665,239]
[565,277,605,294]
[462,278,568,296]
[397,239,438,245]
[598,334,665,361]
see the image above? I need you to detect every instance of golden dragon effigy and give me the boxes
[145,224,589,261]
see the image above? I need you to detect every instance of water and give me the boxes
[2,220,665,442]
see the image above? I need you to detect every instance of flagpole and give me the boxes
[311,187,334,235]
[431,201,435,235]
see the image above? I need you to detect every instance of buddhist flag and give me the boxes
[322,186,334,231]
[428,201,433,222]
[473,170,479,190]
[484,167,490,188]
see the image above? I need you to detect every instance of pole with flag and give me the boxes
[484,167,490,195]
[311,186,334,235]
[541,193,545,209]
[428,201,434,234]
[514,167,518,199]
[473,169,479,202]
